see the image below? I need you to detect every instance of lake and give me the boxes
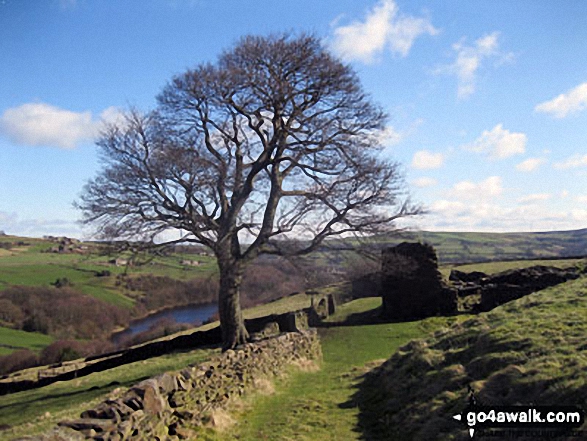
[111,303,218,343]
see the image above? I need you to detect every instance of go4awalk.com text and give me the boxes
[452,405,584,438]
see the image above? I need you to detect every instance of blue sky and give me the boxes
[1,0,586,238]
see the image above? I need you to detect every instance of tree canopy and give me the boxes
[78,34,421,348]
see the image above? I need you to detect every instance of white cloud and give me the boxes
[377,125,404,147]
[516,157,545,172]
[517,193,551,204]
[330,0,438,63]
[415,197,579,232]
[553,154,587,170]
[409,177,583,232]
[412,177,438,188]
[436,32,512,99]
[0,211,18,224]
[99,106,127,127]
[0,103,123,149]
[0,211,84,239]
[411,150,444,169]
[448,176,503,201]
[59,0,78,9]
[571,209,587,222]
[465,124,526,159]
[535,82,587,118]
[431,199,467,214]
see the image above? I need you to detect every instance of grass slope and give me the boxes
[355,277,587,440]
[439,258,585,279]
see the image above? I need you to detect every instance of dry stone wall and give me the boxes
[0,310,310,396]
[26,330,321,441]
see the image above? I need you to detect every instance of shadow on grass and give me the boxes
[338,368,404,441]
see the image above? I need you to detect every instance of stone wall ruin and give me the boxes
[450,264,582,312]
[380,242,457,320]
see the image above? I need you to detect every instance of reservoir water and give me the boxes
[112,303,217,343]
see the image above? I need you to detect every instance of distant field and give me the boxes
[0,236,216,308]
[0,236,219,356]
[0,327,54,354]
[412,229,587,263]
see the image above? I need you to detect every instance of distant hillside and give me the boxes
[404,228,587,263]
[397,228,587,263]
[309,228,587,266]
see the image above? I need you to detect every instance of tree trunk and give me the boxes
[217,260,249,350]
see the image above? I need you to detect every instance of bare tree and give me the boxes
[78,34,421,349]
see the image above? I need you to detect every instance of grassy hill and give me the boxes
[0,328,53,356]
[353,276,587,440]
[411,228,587,263]
[191,267,586,440]
[308,228,587,267]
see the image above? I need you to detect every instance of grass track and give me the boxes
[201,299,466,441]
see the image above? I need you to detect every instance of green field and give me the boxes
[0,328,54,355]
[0,237,216,304]
[0,236,219,356]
